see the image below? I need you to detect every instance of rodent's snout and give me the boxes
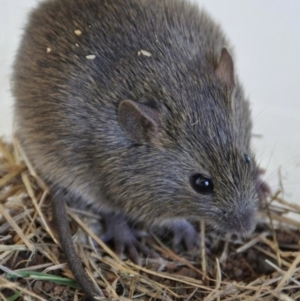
[221,203,257,236]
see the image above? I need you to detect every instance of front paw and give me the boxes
[171,220,200,252]
[155,220,200,253]
[101,212,157,264]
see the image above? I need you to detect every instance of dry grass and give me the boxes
[0,137,299,301]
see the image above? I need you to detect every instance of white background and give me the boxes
[0,0,299,205]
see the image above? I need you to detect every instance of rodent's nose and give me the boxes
[225,205,257,235]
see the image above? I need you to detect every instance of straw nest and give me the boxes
[0,137,299,301]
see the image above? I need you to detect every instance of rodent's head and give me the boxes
[104,48,258,236]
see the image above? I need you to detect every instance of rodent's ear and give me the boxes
[118,99,161,144]
[215,48,235,90]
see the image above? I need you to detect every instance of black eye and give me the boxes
[190,174,214,194]
[244,154,251,164]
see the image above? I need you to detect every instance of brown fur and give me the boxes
[13,0,260,299]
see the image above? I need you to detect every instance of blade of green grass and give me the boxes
[7,291,22,301]
[6,271,80,289]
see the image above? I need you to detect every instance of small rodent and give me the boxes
[13,0,268,299]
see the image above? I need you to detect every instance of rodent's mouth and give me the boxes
[226,221,256,236]
[216,210,257,236]
[199,203,258,236]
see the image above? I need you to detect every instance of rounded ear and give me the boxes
[215,47,235,90]
[118,99,161,144]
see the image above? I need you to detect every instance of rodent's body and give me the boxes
[13,0,261,299]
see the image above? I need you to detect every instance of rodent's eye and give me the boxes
[190,174,214,194]
[244,154,251,164]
